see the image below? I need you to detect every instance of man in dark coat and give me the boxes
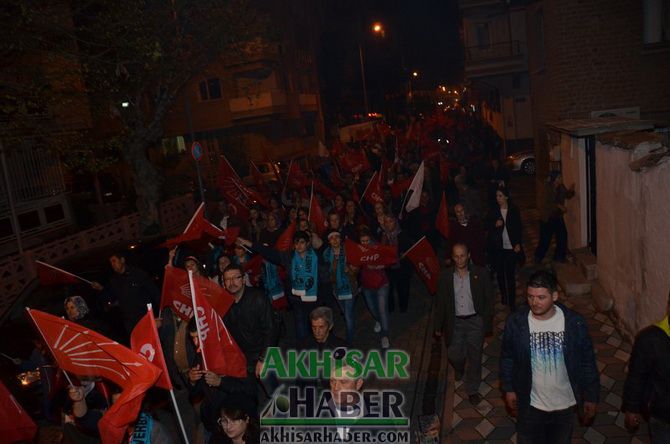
[434,243,494,405]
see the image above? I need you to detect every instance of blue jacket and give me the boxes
[500,303,599,409]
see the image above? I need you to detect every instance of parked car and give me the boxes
[506,150,536,175]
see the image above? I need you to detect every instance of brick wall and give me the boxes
[527,0,670,187]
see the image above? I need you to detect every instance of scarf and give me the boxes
[657,316,670,338]
[291,249,318,302]
[130,412,153,444]
[324,247,353,300]
[263,261,284,301]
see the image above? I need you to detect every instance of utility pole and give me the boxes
[0,141,23,253]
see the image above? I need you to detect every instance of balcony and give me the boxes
[464,40,527,78]
[228,90,288,120]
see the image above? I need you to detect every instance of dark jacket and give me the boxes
[446,217,487,266]
[622,325,670,423]
[500,303,600,409]
[158,307,198,391]
[103,265,160,336]
[223,286,275,372]
[433,264,494,346]
[487,204,523,250]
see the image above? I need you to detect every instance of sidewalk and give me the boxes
[443,198,648,443]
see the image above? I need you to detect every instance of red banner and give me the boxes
[242,255,263,287]
[403,236,441,294]
[286,160,310,189]
[160,266,234,321]
[361,171,384,205]
[276,220,297,252]
[339,149,371,174]
[131,307,172,390]
[36,260,82,286]
[436,192,450,239]
[161,203,238,249]
[344,238,398,267]
[190,274,247,377]
[309,185,328,236]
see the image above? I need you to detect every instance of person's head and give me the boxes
[526,271,559,319]
[249,207,259,221]
[269,196,280,209]
[328,212,341,230]
[310,306,334,343]
[187,317,200,350]
[217,255,231,273]
[334,194,344,209]
[454,203,467,224]
[266,212,278,230]
[330,361,363,408]
[491,158,500,169]
[293,230,310,254]
[184,255,201,275]
[218,405,258,443]
[420,191,430,207]
[297,207,308,221]
[383,213,398,232]
[64,296,89,321]
[109,251,127,274]
[223,264,246,297]
[373,201,385,216]
[359,229,373,246]
[288,207,298,222]
[233,244,246,259]
[496,187,510,208]
[326,230,342,249]
[298,219,310,232]
[451,243,470,270]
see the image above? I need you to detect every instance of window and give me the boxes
[198,78,222,101]
[643,0,670,45]
[534,10,546,70]
[44,203,65,224]
[475,23,491,49]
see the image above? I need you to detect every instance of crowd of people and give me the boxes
[7,109,669,444]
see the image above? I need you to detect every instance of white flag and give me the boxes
[404,161,425,213]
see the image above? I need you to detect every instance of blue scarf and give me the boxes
[130,412,153,444]
[291,249,318,302]
[324,247,353,300]
[263,261,284,301]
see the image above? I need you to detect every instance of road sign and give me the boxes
[191,142,203,161]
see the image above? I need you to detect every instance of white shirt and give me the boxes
[501,208,513,250]
[453,270,476,316]
[528,306,576,411]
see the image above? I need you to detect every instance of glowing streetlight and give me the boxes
[412,71,419,77]
[372,22,383,33]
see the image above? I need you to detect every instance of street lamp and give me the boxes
[359,21,385,118]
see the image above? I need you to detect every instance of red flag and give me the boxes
[309,184,328,236]
[436,192,450,239]
[36,260,84,286]
[313,177,338,200]
[360,171,384,205]
[250,161,267,190]
[189,273,247,377]
[403,236,441,294]
[439,155,450,186]
[330,162,346,189]
[131,307,172,390]
[27,309,161,444]
[160,267,234,322]
[160,203,239,249]
[276,220,296,252]
[0,380,37,443]
[344,238,397,267]
[390,178,412,199]
[242,255,263,287]
[339,149,370,174]
[218,155,267,217]
[286,160,309,189]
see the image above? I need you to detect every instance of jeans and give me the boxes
[517,405,575,444]
[650,416,670,443]
[362,285,390,337]
[336,296,356,345]
[448,315,484,395]
[494,249,518,311]
[534,216,568,262]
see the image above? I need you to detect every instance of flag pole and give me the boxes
[25,307,75,387]
[308,181,314,220]
[187,271,208,371]
[36,260,94,285]
[400,235,426,260]
[144,304,191,444]
[182,203,204,234]
[359,171,376,204]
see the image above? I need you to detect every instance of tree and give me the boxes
[1,0,266,234]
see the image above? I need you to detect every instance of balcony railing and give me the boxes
[465,40,521,62]
[0,148,65,209]
[229,90,288,119]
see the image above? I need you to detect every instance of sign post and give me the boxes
[191,141,206,211]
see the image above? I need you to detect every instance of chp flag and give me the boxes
[0,380,37,443]
[188,271,247,377]
[26,308,161,444]
[402,236,441,294]
[308,182,328,236]
[435,191,450,239]
[160,266,235,322]
[130,305,172,390]
[344,238,398,267]
[35,260,91,286]
[360,170,384,205]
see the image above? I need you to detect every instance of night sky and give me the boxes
[317,0,462,121]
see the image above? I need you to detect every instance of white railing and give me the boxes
[0,194,195,319]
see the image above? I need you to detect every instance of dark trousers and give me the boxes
[288,294,317,340]
[534,216,568,262]
[494,249,517,311]
[448,315,484,395]
[517,405,575,444]
[387,265,412,312]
